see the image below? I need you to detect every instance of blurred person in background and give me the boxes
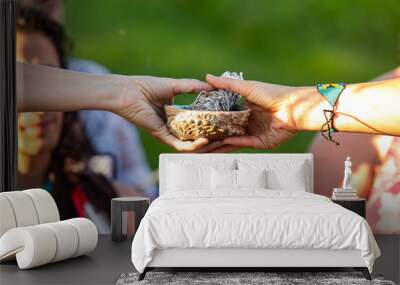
[18,0,158,200]
[206,71,400,235]
[16,6,143,233]
[309,67,400,234]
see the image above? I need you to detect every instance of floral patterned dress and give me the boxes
[367,137,400,234]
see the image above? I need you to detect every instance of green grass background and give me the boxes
[65,0,400,170]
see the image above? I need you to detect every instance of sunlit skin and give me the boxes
[309,67,400,233]
[205,74,400,152]
[17,46,400,154]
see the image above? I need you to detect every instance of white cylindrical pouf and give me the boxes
[1,192,39,227]
[23,189,60,224]
[0,196,17,237]
[65,218,98,257]
[42,221,79,262]
[0,226,57,269]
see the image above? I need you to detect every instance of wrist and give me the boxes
[105,75,139,114]
[289,86,331,132]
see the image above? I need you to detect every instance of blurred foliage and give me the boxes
[65,0,400,170]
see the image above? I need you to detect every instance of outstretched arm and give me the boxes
[289,79,400,135]
[17,62,123,112]
[17,62,213,151]
[206,74,400,149]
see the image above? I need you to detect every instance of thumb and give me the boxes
[206,74,254,97]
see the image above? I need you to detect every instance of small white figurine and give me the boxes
[342,156,353,190]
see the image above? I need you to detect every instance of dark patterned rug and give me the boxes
[116,271,395,285]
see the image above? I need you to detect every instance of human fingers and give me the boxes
[209,145,241,153]
[223,136,266,149]
[168,78,213,94]
[173,136,210,152]
[193,141,224,153]
[154,124,210,152]
[206,74,257,97]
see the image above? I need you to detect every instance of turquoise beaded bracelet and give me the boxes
[316,83,346,145]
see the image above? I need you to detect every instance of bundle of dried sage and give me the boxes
[191,71,243,111]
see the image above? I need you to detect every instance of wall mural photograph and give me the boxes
[1,0,399,284]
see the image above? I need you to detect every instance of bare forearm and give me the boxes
[17,62,124,113]
[292,79,400,135]
[16,62,214,152]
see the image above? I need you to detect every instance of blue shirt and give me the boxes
[67,58,157,198]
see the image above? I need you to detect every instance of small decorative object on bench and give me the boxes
[332,156,366,218]
[332,156,359,200]
[165,71,251,141]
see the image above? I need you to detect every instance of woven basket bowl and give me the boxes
[165,105,251,141]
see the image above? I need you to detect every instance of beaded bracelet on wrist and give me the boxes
[316,83,346,145]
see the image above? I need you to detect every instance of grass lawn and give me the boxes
[65,0,399,170]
